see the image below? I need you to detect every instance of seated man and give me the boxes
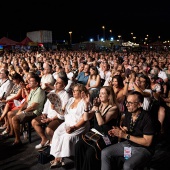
[76,64,90,86]
[101,91,157,170]
[32,72,70,149]
[11,73,46,146]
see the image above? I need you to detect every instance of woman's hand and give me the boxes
[93,97,101,107]
[66,126,76,134]
[81,92,90,105]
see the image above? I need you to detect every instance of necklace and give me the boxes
[129,113,140,133]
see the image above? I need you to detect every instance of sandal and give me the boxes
[0,124,7,130]
[50,160,55,165]
[50,161,62,168]
[1,129,8,135]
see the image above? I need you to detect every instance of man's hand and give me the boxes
[41,117,51,123]
[108,126,127,139]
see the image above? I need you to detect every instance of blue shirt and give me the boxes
[76,72,89,85]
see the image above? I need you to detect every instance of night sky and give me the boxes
[1,1,170,43]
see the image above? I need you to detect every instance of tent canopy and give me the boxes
[0,37,19,46]
[20,37,33,46]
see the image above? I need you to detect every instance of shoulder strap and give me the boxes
[101,105,112,117]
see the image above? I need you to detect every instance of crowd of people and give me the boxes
[0,48,170,169]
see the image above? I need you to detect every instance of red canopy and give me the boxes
[20,37,33,46]
[0,37,19,46]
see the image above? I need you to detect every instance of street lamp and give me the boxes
[118,35,121,41]
[133,36,136,43]
[69,31,72,45]
[109,29,112,37]
[158,36,161,41]
[102,26,105,40]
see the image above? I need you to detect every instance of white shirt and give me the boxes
[0,79,13,98]
[142,89,152,111]
[41,74,55,90]
[158,70,168,82]
[42,90,70,120]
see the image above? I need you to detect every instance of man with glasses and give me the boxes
[101,91,158,170]
[32,72,70,149]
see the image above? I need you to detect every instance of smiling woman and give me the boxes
[75,86,120,170]
[49,83,90,168]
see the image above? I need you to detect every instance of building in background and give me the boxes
[27,30,52,50]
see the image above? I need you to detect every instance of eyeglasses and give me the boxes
[72,89,80,93]
[125,101,139,105]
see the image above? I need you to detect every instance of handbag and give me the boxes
[82,131,109,160]
[37,146,54,164]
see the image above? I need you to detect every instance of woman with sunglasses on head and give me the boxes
[49,83,90,168]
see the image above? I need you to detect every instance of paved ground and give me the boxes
[0,126,170,170]
[0,128,75,170]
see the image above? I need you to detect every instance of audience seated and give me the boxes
[0,49,170,169]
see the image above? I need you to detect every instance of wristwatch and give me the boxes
[126,134,130,140]
[95,110,100,114]
[22,111,26,114]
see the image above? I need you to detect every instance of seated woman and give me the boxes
[6,76,32,137]
[111,75,127,114]
[86,66,101,104]
[75,86,120,170]
[0,73,25,135]
[49,83,90,168]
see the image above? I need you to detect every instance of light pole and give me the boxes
[102,26,105,40]
[118,35,122,47]
[131,32,133,41]
[69,31,72,45]
[109,29,112,37]
[118,35,121,41]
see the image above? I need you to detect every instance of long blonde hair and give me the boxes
[101,86,118,106]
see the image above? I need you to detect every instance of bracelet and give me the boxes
[22,111,26,114]
[84,109,90,112]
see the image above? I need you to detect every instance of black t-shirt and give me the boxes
[122,110,156,153]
